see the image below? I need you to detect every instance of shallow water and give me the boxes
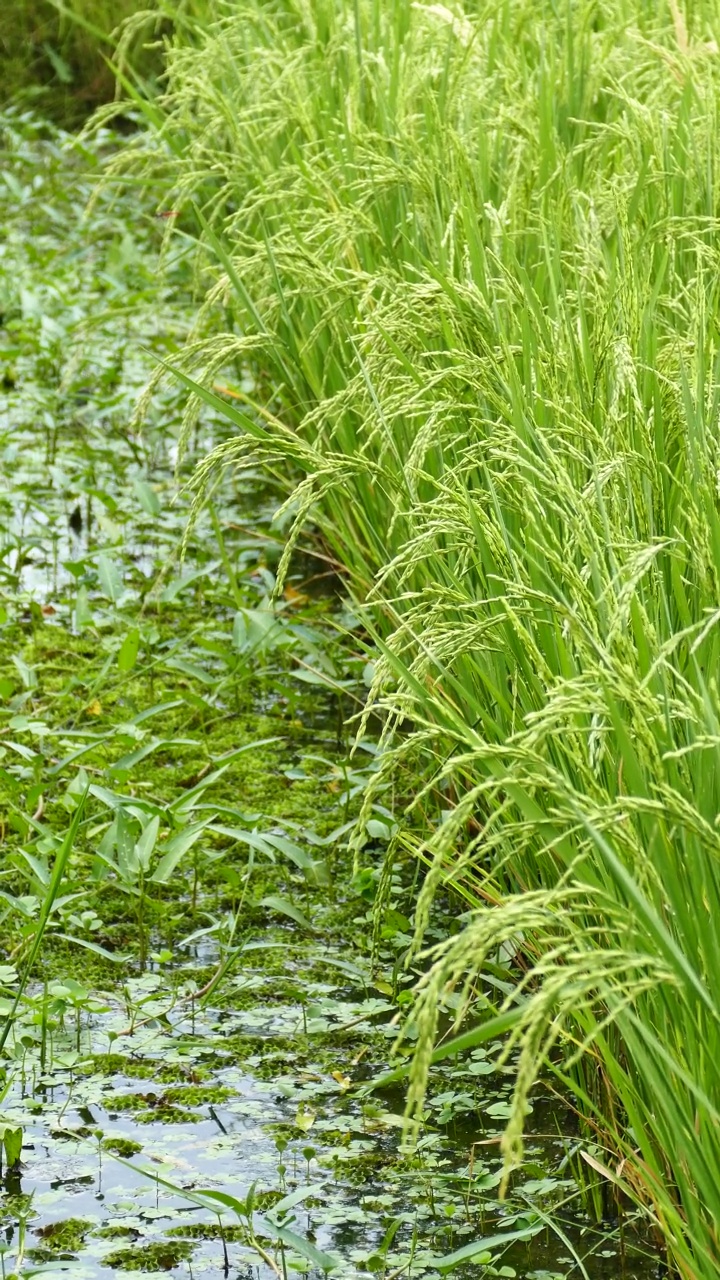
[0,943,662,1280]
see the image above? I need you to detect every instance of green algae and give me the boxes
[103,1080,234,1125]
[33,1217,93,1253]
[167,1222,248,1241]
[163,1083,233,1105]
[107,1093,203,1125]
[96,1225,140,1240]
[104,1239,194,1271]
[131,1107,203,1124]
[102,1135,143,1157]
[88,1054,210,1084]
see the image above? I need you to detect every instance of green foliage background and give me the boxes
[0,0,206,121]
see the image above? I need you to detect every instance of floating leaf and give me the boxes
[294,1105,316,1132]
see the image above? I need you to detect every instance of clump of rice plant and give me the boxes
[113,1,720,1272]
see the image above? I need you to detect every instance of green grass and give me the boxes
[0,0,212,122]
[106,0,720,1273]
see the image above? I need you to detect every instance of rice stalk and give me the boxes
[107,1,720,1270]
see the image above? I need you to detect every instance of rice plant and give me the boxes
[112,1,720,1271]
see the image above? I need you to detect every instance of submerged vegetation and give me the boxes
[2,0,719,1277]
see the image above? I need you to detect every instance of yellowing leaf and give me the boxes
[284,583,309,606]
[212,382,244,400]
[85,699,102,717]
[294,1105,316,1133]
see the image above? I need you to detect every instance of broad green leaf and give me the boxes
[88,784,160,816]
[433,1226,540,1270]
[49,736,114,776]
[2,1127,22,1169]
[118,628,141,673]
[160,564,219,602]
[11,655,37,690]
[135,814,160,872]
[260,833,330,884]
[112,736,197,773]
[365,1007,527,1091]
[116,807,139,879]
[163,656,216,684]
[133,478,161,516]
[210,825,276,858]
[43,42,73,83]
[192,1188,250,1217]
[5,741,37,761]
[261,1218,339,1273]
[14,850,49,886]
[269,1182,325,1218]
[260,833,314,867]
[74,585,93,628]
[0,791,87,1056]
[168,740,280,814]
[366,819,391,841]
[132,699,185,724]
[150,820,211,883]
[259,894,314,931]
[97,553,124,603]
[54,933,131,964]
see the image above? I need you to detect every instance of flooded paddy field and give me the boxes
[0,110,660,1280]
